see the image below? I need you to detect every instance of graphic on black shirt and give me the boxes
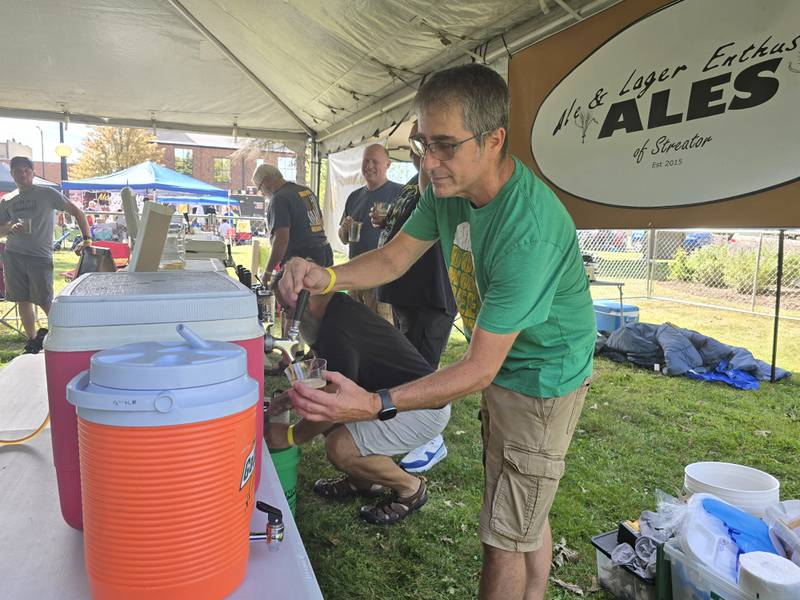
[297,188,324,234]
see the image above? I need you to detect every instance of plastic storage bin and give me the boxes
[591,530,656,600]
[594,300,640,333]
[67,326,259,600]
[664,541,757,600]
[44,270,264,530]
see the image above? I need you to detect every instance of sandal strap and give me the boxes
[359,477,428,525]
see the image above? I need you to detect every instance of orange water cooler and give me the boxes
[67,325,259,600]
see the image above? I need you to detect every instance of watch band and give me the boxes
[376,388,397,421]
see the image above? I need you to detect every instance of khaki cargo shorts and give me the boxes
[478,379,590,552]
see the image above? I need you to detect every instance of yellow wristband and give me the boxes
[286,424,295,447]
[320,267,336,295]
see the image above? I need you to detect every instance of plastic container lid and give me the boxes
[49,271,256,328]
[66,325,258,427]
[89,324,246,390]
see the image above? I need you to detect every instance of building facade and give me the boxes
[155,132,306,194]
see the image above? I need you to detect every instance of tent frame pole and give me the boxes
[770,229,785,382]
[311,138,321,199]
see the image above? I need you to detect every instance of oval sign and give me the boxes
[530,0,800,208]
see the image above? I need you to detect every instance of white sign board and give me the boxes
[530,0,800,208]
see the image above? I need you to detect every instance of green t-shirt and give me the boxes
[402,157,595,398]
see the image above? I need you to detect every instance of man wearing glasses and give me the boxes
[279,63,595,600]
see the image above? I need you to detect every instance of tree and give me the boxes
[70,127,164,179]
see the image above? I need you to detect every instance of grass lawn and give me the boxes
[2,241,798,599]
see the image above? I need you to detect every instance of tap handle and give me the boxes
[256,500,283,525]
[294,289,310,324]
[242,269,252,288]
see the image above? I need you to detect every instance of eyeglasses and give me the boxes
[409,131,491,161]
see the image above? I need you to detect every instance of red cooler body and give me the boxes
[44,271,264,530]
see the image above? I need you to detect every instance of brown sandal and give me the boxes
[313,475,385,500]
[359,476,428,525]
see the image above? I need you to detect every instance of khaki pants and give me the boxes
[350,288,394,323]
[478,379,590,552]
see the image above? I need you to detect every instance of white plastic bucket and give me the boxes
[684,462,780,517]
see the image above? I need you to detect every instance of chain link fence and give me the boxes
[579,229,800,321]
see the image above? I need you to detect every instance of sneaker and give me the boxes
[22,338,40,354]
[22,328,48,355]
[399,435,447,473]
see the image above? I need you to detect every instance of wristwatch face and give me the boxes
[378,405,397,421]
[377,389,397,421]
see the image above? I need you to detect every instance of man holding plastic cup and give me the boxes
[338,144,401,322]
[280,64,595,600]
[0,156,91,354]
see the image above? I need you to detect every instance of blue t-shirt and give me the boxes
[341,181,402,258]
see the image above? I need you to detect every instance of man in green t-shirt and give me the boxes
[279,64,595,600]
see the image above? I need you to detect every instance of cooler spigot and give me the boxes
[250,501,284,547]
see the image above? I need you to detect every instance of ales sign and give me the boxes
[510,0,800,227]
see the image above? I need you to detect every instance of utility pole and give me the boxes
[35,125,44,177]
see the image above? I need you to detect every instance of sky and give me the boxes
[0,117,89,163]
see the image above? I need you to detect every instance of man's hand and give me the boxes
[75,239,91,256]
[339,216,354,244]
[289,370,380,423]
[278,257,330,303]
[368,206,386,229]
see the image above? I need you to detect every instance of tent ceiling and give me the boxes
[0,0,617,153]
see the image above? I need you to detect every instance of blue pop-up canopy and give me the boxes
[61,161,229,198]
[158,195,239,206]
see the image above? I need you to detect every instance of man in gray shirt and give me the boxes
[338,145,402,322]
[0,156,91,353]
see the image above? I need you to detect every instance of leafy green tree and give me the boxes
[70,127,163,179]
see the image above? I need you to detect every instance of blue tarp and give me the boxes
[61,161,228,198]
[158,195,239,206]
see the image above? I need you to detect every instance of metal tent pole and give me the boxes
[770,229,785,382]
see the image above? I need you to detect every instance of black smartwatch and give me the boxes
[376,389,397,421]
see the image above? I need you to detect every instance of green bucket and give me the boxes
[269,445,301,516]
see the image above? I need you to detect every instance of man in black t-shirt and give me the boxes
[253,164,332,283]
[267,290,450,525]
[369,124,457,473]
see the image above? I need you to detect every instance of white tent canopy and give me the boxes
[0,0,616,154]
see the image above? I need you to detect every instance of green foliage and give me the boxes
[684,244,728,288]
[669,248,693,282]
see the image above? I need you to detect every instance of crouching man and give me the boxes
[267,275,450,524]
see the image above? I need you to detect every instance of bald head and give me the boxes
[362,144,391,190]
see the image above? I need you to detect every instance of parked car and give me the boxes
[683,231,714,252]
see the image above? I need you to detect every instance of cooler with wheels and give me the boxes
[44,270,265,530]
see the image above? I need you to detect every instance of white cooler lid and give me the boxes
[49,271,256,328]
[90,330,246,390]
[67,325,258,426]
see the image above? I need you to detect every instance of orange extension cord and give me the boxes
[0,413,50,445]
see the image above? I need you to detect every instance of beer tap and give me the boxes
[264,289,309,364]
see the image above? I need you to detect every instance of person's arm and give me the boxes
[0,204,19,236]
[63,201,92,252]
[289,324,518,422]
[279,231,434,303]
[265,226,290,277]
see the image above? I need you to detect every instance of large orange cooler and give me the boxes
[67,325,259,600]
[44,271,265,530]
